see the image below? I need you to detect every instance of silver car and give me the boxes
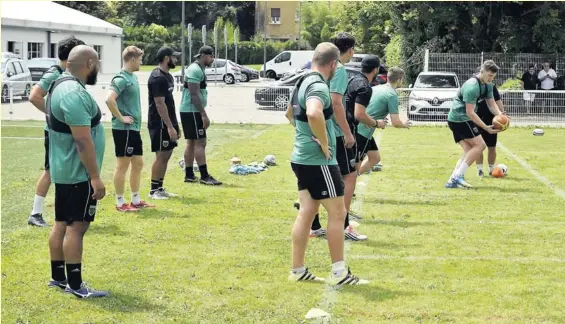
[408,72,460,121]
[1,53,33,103]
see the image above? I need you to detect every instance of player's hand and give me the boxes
[91,177,106,200]
[202,114,210,129]
[485,125,501,134]
[120,116,134,125]
[376,119,387,129]
[167,126,178,142]
[344,132,355,148]
[312,136,332,160]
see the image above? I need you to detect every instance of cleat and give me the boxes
[344,226,368,241]
[184,176,199,183]
[348,211,363,220]
[200,176,222,186]
[160,188,178,198]
[115,203,139,212]
[148,190,169,200]
[48,279,67,290]
[130,200,155,209]
[288,268,325,283]
[309,228,326,238]
[65,283,109,299]
[478,170,484,178]
[452,176,472,188]
[327,268,369,286]
[28,214,48,227]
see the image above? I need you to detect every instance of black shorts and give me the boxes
[356,134,378,161]
[448,120,481,143]
[149,126,179,152]
[44,130,49,170]
[181,112,207,140]
[478,113,497,147]
[55,181,98,224]
[112,129,143,157]
[291,163,344,200]
[335,136,356,176]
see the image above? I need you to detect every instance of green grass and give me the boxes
[245,64,263,71]
[2,122,565,322]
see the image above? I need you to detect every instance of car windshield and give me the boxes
[1,62,5,72]
[415,75,458,88]
[28,59,58,68]
[349,56,364,63]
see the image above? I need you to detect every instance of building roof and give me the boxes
[1,1,122,36]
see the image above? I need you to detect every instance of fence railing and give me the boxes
[3,81,564,127]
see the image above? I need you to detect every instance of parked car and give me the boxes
[1,52,32,103]
[174,59,242,85]
[236,64,259,82]
[407,72,460,121]
[255,67,381,110]
[27,57,59,81]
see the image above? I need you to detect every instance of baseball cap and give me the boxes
[156,47,181,62]
[194,46,214,58]
[361,55,381,70]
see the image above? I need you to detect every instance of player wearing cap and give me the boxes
[180,46,222,185]
[147,47,181,199]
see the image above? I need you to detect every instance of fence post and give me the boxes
[234,29,238,65]
[9,85,14,119]
[424,49,429,72]
[481,52,484,65]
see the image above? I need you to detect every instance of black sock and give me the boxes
[185,167,195,179]
[150,180,159,193]
[199,164,209,179]
[51,260,66,282]
[311,214,322,231]
[344,212,350,229]
[159,178,164,189]
[66,263,82,290]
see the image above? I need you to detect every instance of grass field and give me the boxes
[1,121,565,323]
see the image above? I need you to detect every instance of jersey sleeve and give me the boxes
[110,76,128,96]
[462,81,480,105]
[37,68,60,92]
[486,83,494,99]
[387,93,400,114]
[306,82,331,109]
[60,91,93,127]
[150,76,169,98]
[355,84,372,107]
[186,65,203,84]
[329,66,348,95]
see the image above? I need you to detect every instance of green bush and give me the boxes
[499,78,522,90]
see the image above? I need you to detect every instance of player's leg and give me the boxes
[48,220,67,289]
[358,138,380,175]
[29,130,51,227]
[149,128,178,199]
[112,130,138,211]
[181,112,198,182]
[192,112,221,186]
[60,181,108,298]
[128,132,153,208]
[486,133,498,174]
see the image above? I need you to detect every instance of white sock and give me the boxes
[31,194,45,215]
[331,261,346,277]
[450,157,464,180]
[477,164,483,172]
[456,162,470,178]
[131,192,141,204]
[116,195,126,207]
[489,164,494,173]
[292,266,306,275]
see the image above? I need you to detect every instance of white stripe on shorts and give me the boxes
[321,165,337,198]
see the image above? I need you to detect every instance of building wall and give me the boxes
[1,26,122,74]
[255,1,300,41]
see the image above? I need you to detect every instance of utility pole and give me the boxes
[181,1,185,80]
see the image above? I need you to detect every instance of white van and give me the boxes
[259,50,314,80]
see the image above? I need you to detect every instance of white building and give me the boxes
[1,1,123,74]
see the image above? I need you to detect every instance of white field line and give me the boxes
[306,132,383,323]
[498,142,565,200]
[1,136,43,140]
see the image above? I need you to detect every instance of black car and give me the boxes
[27,58,59,81]
[236,64,259,82]
[255,68,382,110]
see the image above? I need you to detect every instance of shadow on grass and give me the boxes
[361,219,433,228]
[357,240,419,250]
[476,186,539,193]
[370,198,447,207]
[86,291,163,314]
[337,285,411,303]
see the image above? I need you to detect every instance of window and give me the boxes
[27,42,43,59]
[93,45,102,60]
[14,62,23,74]
[414,75,458,88]
[270,8,281,24]
[6,62,16,75]
[7,41,15,53]
[213,60,226,68]
[50,43,57,58]
[275,52,291,63]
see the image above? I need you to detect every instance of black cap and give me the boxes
[194,46,214,58]
[361,55,380,70]
[156,47,181,62]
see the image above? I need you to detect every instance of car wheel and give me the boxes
[240,73,249,82]
[274,94,289,110]
[223,74,235,84]
[266,70,276,79]
[1,85,8,103]
[22,84,31,100]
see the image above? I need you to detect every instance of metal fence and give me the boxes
[425,51,565,87]
[3,80,564,127]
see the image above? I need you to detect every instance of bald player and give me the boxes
[285,42,368,286]
[46,45,108,298]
